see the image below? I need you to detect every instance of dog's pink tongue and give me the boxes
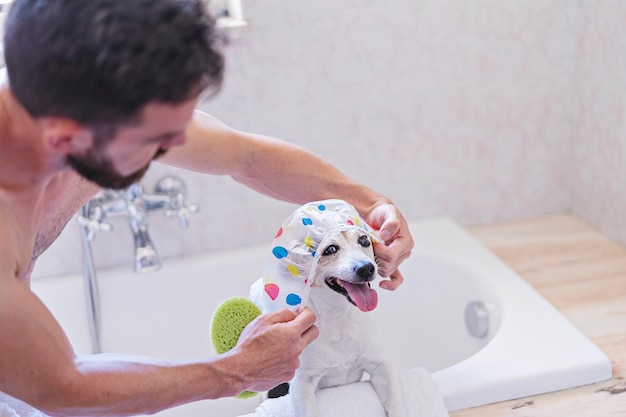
[343,282,379,312]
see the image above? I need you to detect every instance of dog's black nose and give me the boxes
[354,260,375,280]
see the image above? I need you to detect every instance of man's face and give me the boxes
[66,98,196,189]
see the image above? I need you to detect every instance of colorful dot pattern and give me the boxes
[251,199,380,313]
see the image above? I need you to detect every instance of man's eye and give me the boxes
[358,235,371,248]
[323,245,339,256]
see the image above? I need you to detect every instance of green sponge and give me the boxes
[210,296,262,399]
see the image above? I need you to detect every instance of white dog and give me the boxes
[250,200,406,417]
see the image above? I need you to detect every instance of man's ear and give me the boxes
[38,117,94,154]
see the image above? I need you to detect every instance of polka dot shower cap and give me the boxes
[249,199,381,313]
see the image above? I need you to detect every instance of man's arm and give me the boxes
[0,236,317,417]
[0,277,318,416]
[160,110,414,288]
[162,110,386,210]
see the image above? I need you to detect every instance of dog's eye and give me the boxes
[323,245,339,256]
[358,235,371,248]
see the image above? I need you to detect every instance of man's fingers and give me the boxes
[292,307,317,328]
[290,307,319,342]
[263,308,298,325]
[300,321,320,345]
[262,307,319,346]
[366,202,414,288]
[379,269,404,291]
[378,217,401,243]
[374,241,411,277]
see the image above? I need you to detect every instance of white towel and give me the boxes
[246,368,449,417]
[0,392,47,417]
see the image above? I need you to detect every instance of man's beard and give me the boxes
[66,147,168,190]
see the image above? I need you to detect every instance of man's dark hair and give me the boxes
[4,0,224,126]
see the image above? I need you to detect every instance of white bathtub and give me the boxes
[31,218,612,416]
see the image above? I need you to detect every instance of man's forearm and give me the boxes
[164,110,392,218]
[39,353,243,417]
[230,132,391,215]
[39,308,318,416]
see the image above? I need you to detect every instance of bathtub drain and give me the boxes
[465,301,489,339]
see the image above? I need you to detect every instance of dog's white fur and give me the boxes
[289,228,406,417]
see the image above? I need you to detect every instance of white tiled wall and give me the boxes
[570,0,626,245]
[31,0,626,279]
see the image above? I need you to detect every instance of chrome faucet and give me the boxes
[77,175,199,353]
[78,176,199,272]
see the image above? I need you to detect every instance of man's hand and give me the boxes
[365,203,414,291]
[229,307,318,394]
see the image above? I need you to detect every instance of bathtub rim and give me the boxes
[413,219,613,411]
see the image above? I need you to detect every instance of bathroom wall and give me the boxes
[31,0,625,279]
[570,0,626,245]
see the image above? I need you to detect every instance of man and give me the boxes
[0,0,414,416]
